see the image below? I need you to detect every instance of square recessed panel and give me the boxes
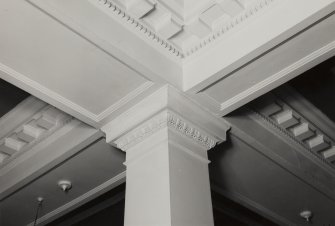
[0,0,150,116]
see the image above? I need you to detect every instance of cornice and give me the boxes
[274,85,335,143]
[250,93,335,170]
[89,0,276,58]
[90,0,184,58]
[0,97,72,166]
[182,0,276,57]
[0,96,47,139]
[115,110,218,151]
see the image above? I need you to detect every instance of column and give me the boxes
[115,110,218,226]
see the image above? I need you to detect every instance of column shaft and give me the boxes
[117,110,216,226]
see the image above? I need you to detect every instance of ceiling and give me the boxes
[0,0,334,225]
[1,0,333,129]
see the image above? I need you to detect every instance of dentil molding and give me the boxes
[250,91,335,169]
[0,96,72,165]
[115,109,218,151]
[89,0,276,58]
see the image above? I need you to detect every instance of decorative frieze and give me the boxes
[89,0,276,58]
[115,110,218,151]
[0,97,72,165]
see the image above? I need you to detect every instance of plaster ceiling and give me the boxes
[0,1,334,225]
[1,0,333,131]
[0,0,159,126]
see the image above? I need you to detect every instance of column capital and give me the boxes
[115,109,219,152]
[102,85,230,148]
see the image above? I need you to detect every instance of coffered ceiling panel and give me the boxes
[0,0,156,126]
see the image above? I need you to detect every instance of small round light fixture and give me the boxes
[37,196,44,203]
[300,210,313,222]
[57,180,72,192]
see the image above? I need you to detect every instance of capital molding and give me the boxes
[115,109,218,151]
[102,85,230,149]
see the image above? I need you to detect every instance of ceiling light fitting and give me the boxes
[33,197,44,226]
[300,210,313,222]
[57,180,72,192]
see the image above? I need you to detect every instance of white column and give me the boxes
[115,110,218,226]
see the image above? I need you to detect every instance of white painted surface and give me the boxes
[195,12,335,116]
[0,0,157,127]
[0,119,102,199]
[183,0,335,92]
[1,0,333,132]
[102,85,229,146]
[119,110,216,226]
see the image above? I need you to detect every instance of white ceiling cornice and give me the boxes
[89,0,275,58]
[250,91,335,170]
[0,96,72,165]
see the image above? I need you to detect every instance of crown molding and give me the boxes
[0,96,47,139]
[0,119,103,200]
[88,0,184,58]
[250,92,335,170]
[221,109,335,213]
[0,97,72,165]
[274,85,335,143]
[115,110,218,151]
[89,0,276,58]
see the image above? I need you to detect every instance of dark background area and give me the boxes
[0,79,29,117]
[289,56,335,123]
